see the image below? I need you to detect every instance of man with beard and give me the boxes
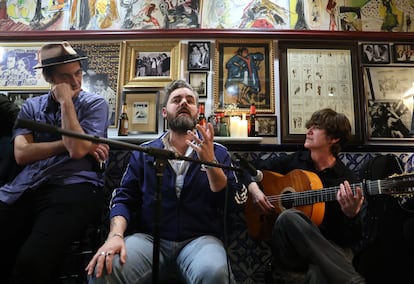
[87,80,240,284]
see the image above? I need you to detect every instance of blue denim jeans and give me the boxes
[89,233,236,284]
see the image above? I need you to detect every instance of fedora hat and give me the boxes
[33,41,87,69]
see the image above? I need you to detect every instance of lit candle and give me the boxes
[238,114,248,137]
[230,116,241,137]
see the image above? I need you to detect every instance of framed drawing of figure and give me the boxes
[214,39,275,114]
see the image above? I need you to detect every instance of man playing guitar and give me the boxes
[243,108,366,284]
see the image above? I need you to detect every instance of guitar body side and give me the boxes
[245,169,325,240]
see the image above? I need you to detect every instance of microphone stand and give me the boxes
[16,119,241,284]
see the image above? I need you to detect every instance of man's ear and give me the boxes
[329,137,340,146]
[43,74,52,83]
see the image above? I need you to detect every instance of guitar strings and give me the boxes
[264,179,410,204]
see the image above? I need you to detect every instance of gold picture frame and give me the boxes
[71,41,122,128]
[120,40,180,88]
[214,39,274,114]
[123,90,159,134]
[0,43,49,90]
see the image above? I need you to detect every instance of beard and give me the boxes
[167,113,197,134]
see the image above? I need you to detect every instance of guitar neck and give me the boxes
[290,182,364,207]
[290,178,412,206]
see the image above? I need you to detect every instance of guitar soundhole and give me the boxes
[280,188,295,209]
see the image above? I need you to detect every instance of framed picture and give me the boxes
[189,72,207,98]
[361,43,390,64]
[214,39,275,114]
[0,43,49,90]
[363,66,414,143]
[71,41,121,128]
[256,115,277,137]
[6,91,47,109]
[392,43,414,63]
[123,90,159,134]
[120,40,180,88]
[279,42,362,144]
[187,42,210,70]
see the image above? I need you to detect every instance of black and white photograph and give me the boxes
[361,43,390,64]
[367,100,412,139]
[121,40,180,88]
[256,116,277,137]
[6,91,47,109]
[393,43,414,63]
[71,41,121,127]
[187,42,210,70]
[363,66,414,141]
[189,72,207,98]
[135,52,171,77]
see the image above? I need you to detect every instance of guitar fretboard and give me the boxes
[266,177,414,207]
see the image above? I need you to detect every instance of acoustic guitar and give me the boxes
[245,169,414,241]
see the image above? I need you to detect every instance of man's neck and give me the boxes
[168,130,194,155]
[310,150,336,171]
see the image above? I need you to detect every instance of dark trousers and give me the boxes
[271,209,365,284]
[0,182,105,284]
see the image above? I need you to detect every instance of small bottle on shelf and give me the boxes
[198,102,207,127]
[118,102,129,136]
[218,113,228,137]
[248,103,257,137]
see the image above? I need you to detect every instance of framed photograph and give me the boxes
[279,42,362,144]
[189,72,207,98]
[256,115,277,137]
[361,43,390,64]
[120,40,180,88]
[187,42,210,70]
[123,90,159,134]
[6,91,47,108]
[0,43,49,90]
[363,66,414,143]
[392,43,414,63]
[214,39,275,114]
[71,41,121,128]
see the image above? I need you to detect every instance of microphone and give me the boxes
[233,153,263,182]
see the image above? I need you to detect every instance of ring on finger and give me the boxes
[106,252,112,256]
[99,251,106,256]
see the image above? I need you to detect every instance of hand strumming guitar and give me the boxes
[248,182,274,214]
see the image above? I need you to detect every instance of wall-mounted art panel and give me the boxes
[214,39,274,114]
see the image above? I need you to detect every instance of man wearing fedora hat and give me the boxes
[0,41,110,284]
